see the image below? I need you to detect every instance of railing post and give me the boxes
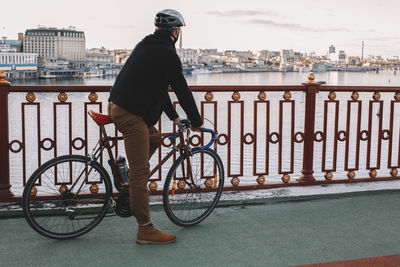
[0,72,14,201]
[298,73,320,184]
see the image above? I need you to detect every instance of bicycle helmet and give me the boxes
[155,9,186,28]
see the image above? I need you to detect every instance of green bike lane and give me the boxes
[1,190,400,267]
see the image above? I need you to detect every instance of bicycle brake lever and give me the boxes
[214,133,219,141]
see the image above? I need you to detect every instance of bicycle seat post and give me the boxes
[100,124,109,141]
[87,110,112,145]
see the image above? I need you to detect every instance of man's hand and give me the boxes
[173,117,203,132]
[173,117,183,126]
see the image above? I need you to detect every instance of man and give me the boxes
[108,9,203,244]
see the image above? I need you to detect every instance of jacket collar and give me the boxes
[154,30,175,46]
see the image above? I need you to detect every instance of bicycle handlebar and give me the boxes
[167,127,217,150]
[169,120,217,150]
[198,128,217,150]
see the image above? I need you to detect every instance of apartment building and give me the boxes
[24,26,85,62]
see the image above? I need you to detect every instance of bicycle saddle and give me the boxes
[88,110,112,126]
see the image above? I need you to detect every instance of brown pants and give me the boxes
[108,103,161,225]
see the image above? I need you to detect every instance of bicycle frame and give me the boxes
[22,113,222,238]
[88,123,196,192]
[82,108,217,195]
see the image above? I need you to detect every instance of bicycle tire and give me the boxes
[22,155,113,239]
[163,148,224,226]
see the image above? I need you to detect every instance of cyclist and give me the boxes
[108,9,203,244]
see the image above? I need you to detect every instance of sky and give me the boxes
[2,0,400,57]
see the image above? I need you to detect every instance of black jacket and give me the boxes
[108,31,203,127]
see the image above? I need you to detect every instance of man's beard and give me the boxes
[172,32,179,44]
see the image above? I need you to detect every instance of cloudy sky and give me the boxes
[2,0,400,57]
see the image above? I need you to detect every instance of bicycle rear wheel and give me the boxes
[22,155,112,239]
[163,148,224,226]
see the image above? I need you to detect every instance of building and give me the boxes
[0,52,37,70]
[338,50,346,65]
[2,39,23,52]
[198,49,221,65]
[177,48,199,65]
[281,49,295,64]
[269,51,281,58]
[293,52,303,62]
[347,56,361,66]
[24,26,85,62]
[199,49,219,55]
[0,37,37,79]
[329,45,336,54]
[86,48,113,63]
[224,50,254,58]
[309,51,317,58]
[85,47,117,76]
[224,50,254,63]
[258,50,270,61]
[200,54,221,65]
[110,49,131,64]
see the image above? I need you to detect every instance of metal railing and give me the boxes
[1,72,399,201]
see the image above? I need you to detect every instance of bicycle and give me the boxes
[22,110,224,239]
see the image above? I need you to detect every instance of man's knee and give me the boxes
[130,167,150,186]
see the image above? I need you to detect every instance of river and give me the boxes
[10,70,400,86]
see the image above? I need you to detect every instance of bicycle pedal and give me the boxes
[107,198,116,212]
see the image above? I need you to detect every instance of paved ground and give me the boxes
[1,190,400,267]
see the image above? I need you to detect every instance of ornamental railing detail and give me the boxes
[0,72,399,201]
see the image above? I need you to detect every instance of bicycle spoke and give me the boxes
[164,149,224,226]
[23,155,111,239]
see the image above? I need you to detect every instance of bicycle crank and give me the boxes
[65,208,76,220]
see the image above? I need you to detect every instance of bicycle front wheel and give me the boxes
[163,148,224,226]
[22,155,113,239]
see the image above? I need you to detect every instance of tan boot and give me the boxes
[136,223,176,244]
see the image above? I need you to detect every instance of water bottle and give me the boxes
[114,156,132,217]
[116,156,129,184]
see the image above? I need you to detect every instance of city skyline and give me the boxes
[2,0,400,57]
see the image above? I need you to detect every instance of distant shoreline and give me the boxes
[7,67,392,83]
[9,70,399,86]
